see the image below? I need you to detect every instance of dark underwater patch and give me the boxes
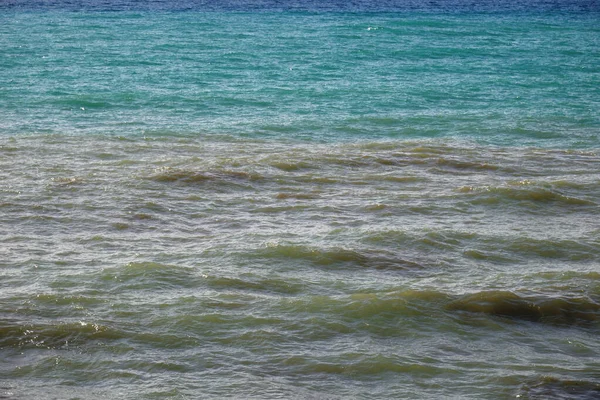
[447,291,600,326]
[519,376,600,400]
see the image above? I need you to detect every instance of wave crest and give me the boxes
[448,291,600,325]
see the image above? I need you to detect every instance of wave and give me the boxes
[519,376,600,400]
[48,176,84,186]
[460,185,596,207]
[268,160,315,172]
[364,229,599,263]
[256,243,425,271]
[530,271,600,281]
[501,237,598,261]
[144,167,262,186]
[300,355,449,376]
[463,235,598,262]
[205,275,304,295]
[100,262,202,290]
[275,192,320,200]
[0,320,124,350]
[2,288,597,364]
[435,156,501,172]
[279,290,449,322]
[276,288,599,328]
[447,291,600,325]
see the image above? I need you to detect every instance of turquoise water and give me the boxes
[1,2,600,399]
[2,7,599,145]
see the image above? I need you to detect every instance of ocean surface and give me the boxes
[1,1,599,398]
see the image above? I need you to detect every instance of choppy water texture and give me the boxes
[1,1,600,399]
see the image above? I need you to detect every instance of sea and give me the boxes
[1,0,599,398]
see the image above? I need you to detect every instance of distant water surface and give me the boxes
[1,1,599,399]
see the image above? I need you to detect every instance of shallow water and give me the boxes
[1,1,600,399]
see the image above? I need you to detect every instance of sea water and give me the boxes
[1,1,599,398]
